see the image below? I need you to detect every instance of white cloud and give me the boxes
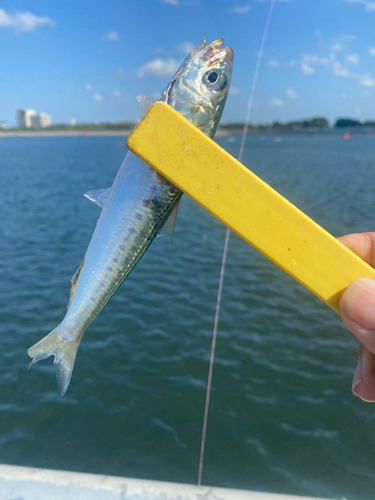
[275,44,375,91]
[229,87,241,96]
[137,58,179,78]
[270,98,284,107]
[329,35,355,52]
[105,31,119,41]
[346,54,359,64]
[177,42,195,54]
[285,89,298,99]
[0,8,55,32]
[113,89,121,97]
[332,61,355,78]
[93,93,102,101]
[341,93,348,99]
[330,62,375,87]
[301,62,315,74]
[232,5,251,13]
[331,43,342,52]
[301,54,331,75]
[267,59,298,68]
[360,75,375,87]
[268,59,281,67]
[327,60,375,87]
[343,0,375,11]
[84,84,92,91]
[160,0,199,5]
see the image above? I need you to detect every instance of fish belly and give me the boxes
[63,152,182,334]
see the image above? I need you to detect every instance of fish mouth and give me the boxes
[201,38,233,66]
[207,38,224,49]
[188,38,233,67]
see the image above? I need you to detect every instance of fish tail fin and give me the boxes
[28,326,80,396]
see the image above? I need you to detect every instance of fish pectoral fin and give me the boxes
[28,326,80,396]
[137,94,155,118]
[69,258,85,307]
[84,188,111,208]
[158,200,180,244]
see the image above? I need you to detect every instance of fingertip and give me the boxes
[352,346,375,403]
[340,278,375,333]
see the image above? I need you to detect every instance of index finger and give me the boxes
[338,232,375,267]
[339,233,375,355]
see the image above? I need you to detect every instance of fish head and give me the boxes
[161,38,233,138]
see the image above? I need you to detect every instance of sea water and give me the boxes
[0,135,375,499]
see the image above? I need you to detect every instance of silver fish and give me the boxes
[28,38,234,395]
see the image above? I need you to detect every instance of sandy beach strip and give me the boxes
[0,130,132,138]
[0,128,239,138]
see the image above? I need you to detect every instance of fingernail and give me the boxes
[352,353,362,397]
[340,278,375,331]
[352,346,375,402]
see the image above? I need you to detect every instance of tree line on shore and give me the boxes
[219,117,375,131]
[48,117,375,131]
[7,117,375,133]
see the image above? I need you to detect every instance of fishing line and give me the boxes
[197,0,277,487]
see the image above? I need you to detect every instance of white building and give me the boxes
[17,109,51,128]
[0,121,7,129]
[31,113,51,128]
[17,109,36,128]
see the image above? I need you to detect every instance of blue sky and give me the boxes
[1,0,375,126]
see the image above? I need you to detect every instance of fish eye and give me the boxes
[203,69,227,90]
[208,71,219,83]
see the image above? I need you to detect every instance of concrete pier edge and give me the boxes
[0,464,334,500]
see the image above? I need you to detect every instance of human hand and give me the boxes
[338,232,375,402]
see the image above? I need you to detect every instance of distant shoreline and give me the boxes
[0,129,237,138]
[0,130,132,137]
[3,116,375,138]
[1,128,375,138]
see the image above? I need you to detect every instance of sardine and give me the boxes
[28,38,234,395]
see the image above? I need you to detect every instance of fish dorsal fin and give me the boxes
[137,94,155,119]
[69,258,85,308]
[84,188,111,208]
[158,200,180,244]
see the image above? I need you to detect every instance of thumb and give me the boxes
[339,277,375,354]
[339,278,375,402]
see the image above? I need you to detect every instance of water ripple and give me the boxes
[1,136,375,498]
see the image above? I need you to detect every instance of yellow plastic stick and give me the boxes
[127,102,375,311]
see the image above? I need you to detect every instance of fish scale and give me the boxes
[28,38,234,396]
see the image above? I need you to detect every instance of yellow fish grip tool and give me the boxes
[127,101,375,311]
